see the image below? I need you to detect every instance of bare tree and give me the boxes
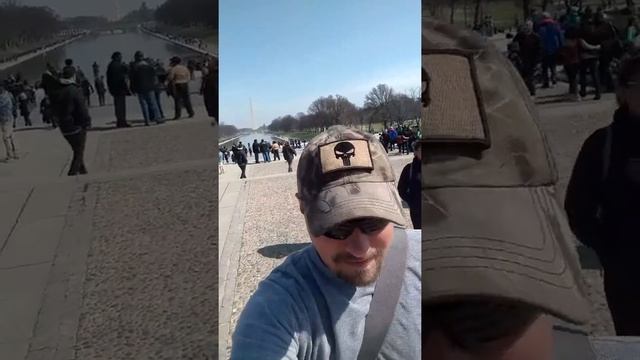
[308,95,356,129]
[365,84,395,129]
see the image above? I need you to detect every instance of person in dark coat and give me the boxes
[41,63,60,99]
[79,76,94,108]
[130,51,163,126]
[282,141,297,172]
[17,83,32,127]
[201,57,218,124]
[565,56,640,335]
[106,51,131,128]
[252,139,260,163]
[233,144,248,179]
[52,67,92,176]
[513,20,543,96]
[578,20,603,100]
[397,141,422,229]
[62,59,76,79]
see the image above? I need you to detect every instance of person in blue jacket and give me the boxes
[537,12,564,88]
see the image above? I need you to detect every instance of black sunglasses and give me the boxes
[323,218,390,240]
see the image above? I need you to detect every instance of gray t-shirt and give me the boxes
[231,229,421,359]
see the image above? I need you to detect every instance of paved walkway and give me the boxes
[217,147,414,359]
[0,90,217,359]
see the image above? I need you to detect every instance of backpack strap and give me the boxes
[357,227,408,360]
[602,126,613,183]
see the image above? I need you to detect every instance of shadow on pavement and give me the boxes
[535,96,571,106]
[258,243,311,259]
[576,244,602,271]
[14,125,57,132]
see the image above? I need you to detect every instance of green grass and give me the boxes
[278,131,319,141]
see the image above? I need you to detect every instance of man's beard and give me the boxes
[333,249,384,286]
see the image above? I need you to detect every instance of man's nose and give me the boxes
[345,229,370,258]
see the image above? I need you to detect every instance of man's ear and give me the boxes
[295,193,305,214]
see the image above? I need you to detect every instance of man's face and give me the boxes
[310,221,394,286]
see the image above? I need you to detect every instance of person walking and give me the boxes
[513,20,542,96]
[130,51,163,126]
[578,20,602,100]
[271,141,280,160]
[40,96,53,126]
[565,56,640,335]
[154,60,168,120]
[92,61,100,79]
[397,142,422,229]
[594,11,620,93]
[625,17,638,48]
[537,12,564,88]
[201,58,218,124]
[0,84,18,161]
[167,56,194,120]
[51,67,91,176]
[559,26,582,101]
[95,75,106,107]
[282,141,297,172]
[17,87,32,127]
[106,52,131,128]
[234,144,248,179]
[80,76,94,108]
[252,139,260,163]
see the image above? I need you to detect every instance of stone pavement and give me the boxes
[217,146,415,359]
[0,91,217,359]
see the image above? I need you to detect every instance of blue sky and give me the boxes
[220,0,420,129]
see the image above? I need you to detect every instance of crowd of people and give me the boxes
[0,49,218,174]
[220,138,300,178]
[141,25,212,53]
[378,125,420,155]
[37,52,218,129]
[220,138,303,178]
[508,6,638,100]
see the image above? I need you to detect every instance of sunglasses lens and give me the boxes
[323,219,389,240]
[359,219,389,233]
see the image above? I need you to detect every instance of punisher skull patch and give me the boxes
[318,139,374,174]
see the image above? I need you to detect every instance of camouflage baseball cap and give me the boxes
[296,125,406,236]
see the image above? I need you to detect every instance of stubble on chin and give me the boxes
[334,250,384,286]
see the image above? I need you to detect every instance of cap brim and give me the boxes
[422,186,590,325]
[305,182,406,236]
